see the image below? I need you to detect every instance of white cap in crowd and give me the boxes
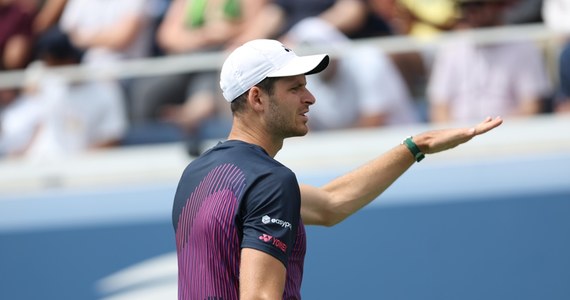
[219,39,329,102]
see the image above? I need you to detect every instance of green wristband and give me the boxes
[402,136,425,162]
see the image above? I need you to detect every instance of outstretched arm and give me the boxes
[300,116,503,226]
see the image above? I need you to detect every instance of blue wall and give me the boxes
[1,153,569,299]
[303,190,570,299]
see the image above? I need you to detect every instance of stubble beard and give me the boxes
[267,95,308,139]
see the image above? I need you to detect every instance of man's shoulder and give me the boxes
[193,141,290,173]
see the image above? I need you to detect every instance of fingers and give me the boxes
[471,116,503,136]
[420,116,502,154]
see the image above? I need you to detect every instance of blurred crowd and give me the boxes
[0,0,569,160]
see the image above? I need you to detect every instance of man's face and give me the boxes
[263,75,316,138]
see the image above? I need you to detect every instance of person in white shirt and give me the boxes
[427,0,552,123]
[59,0,154,65]
[0,27,128,160]
[288,18,420,131]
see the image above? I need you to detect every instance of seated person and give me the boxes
[287,18,420,130]
[427,0,552,123]
[0,27,128,160]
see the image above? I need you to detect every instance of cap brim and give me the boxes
[267,54,329,77]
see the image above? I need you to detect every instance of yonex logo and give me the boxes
[259,234,272,242]
[258,234,287,252]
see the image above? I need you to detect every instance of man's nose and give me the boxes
[303,89,316,105]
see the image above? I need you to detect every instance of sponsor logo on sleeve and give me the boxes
[261,215,292,230]
[258,234,287,253]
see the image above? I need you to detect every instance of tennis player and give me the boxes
[172,39,503,299]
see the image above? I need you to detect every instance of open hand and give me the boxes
[416,116,503,154]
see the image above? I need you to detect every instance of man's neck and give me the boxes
[227,121,283,158]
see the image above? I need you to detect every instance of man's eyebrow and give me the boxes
[283,76,306,86]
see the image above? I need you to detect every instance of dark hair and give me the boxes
[34,26,83,62]
[230,77,280,113]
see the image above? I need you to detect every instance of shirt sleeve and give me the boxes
[239,167,301,268]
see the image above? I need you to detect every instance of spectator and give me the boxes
[557,43,570,112]
[144,0,173,57]
[126,0,267,152]
[59,0,154,65]
[223,0,413,131]
[502,0,543,25]
[427,0,552,123]
[367,0,460,115]
[0,0,35,71]
[0,0,36,127]
[56,0,156,149]
[32,0,68,36]
[0,27,128,160]
[542,0,570,112]
[376,0,458,38]
[232,0,391,48]
[289,18,419,130]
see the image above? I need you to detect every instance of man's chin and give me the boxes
[285,127,309,138]
[297,124,310,136]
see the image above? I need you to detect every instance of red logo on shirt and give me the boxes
[259,234,272,242]
[259,234,287,253]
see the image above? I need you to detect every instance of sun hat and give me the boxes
[219,39,329,102]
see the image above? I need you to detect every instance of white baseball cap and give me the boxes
[220,39,329,102]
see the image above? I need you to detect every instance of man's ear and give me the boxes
[248,86,266,112]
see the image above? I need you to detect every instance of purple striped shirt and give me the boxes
[173,141,305,299]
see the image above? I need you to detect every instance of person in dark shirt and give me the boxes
[0,0,34,71]
[172,39,502,299]
[555,42,570,113]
